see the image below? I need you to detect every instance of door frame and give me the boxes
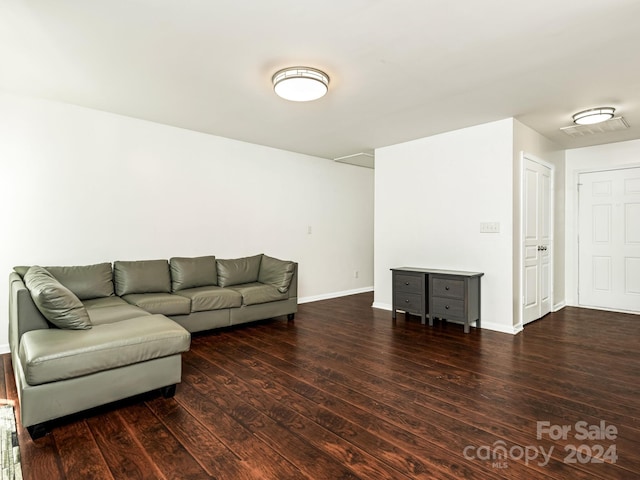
[575,164,640,313]
[518,152,555,330]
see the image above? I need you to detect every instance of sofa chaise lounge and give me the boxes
[8,254,298,438]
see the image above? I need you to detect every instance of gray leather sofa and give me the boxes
[8,254,298,438]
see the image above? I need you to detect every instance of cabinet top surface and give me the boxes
[391,267,484,278]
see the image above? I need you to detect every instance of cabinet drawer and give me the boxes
[431,297,464,319]
[432,278,464,299]
[393,273,423,294]
[394,292,423,314]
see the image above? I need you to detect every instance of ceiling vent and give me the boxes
[334,152,374,169]
[560,116,630,137]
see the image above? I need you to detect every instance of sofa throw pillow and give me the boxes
[217,255,262,287]
[114,259,171,296]
[170,256,217,291]
[24,266,92,330]
[258,255,295,293]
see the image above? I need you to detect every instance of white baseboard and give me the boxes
[479,321,520,335]
[373,303,518,335]
[298,287,374,304]
[553,301,566,311]
[0,344,10,355]
[372,302,392,311]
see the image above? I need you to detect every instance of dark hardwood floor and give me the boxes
[2,293,639,479]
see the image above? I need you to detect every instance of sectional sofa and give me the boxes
[8,254,298,438]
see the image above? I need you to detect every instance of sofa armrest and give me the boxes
[288,263,298,298]
[9,272,50,355]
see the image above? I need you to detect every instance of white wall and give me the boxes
[564,139,640,306]
[512,120,566,327]
[374,119,516,333]
[0,92,374,351]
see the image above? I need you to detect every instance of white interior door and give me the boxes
[578,167,640,312]
[523,157,552,324]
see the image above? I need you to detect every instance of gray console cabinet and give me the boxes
[391,267,484,333]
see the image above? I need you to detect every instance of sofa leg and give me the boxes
[27,423,49,440]
[161,384,177,398]
[287,313,295,321]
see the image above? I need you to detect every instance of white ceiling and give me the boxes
[2,0,640,162]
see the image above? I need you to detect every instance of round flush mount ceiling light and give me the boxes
[572,107,615,125]
[272,67,329,102]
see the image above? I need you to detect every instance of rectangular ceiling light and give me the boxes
[560,117,630,137]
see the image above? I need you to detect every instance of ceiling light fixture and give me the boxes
[572,107,615,125]
[272,67,329,102]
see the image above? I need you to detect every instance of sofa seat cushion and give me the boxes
[86,304,151,326]
[122,293,191,316]
[82,297,129,309]
[174,286,242,312]
[18,314,191,386]
[228,283,288,306]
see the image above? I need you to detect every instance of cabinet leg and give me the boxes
[464,321,470,334]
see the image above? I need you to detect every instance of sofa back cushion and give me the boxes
[217,255,262,287]
[258,255,296,293]
[170,256,217,291]
[14,263,114,300]
[46,263,114,300]
[114,260,171,296]
[24,266,92,330]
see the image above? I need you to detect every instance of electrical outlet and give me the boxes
[480,222,500,233]
[307,225,312,235]
[354,270,359,279]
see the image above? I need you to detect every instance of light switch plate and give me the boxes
[480,222,500,233]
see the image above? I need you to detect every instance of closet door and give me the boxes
[523,158,552,324]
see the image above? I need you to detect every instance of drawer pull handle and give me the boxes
[445,305,450,309]
[405,299,410,303]
[445,286,450,290]
[405,282,410,285]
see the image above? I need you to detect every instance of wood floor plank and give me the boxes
[117,403,210,480]
[192,336,525,479]
[3,293,639,480]
[187,348,420,480]
[144,397,258,480]
[85,411,164,480]
[182,354,363,480]
[210,330,564,480]
[174,371,306,479]
[53,421,114,480]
